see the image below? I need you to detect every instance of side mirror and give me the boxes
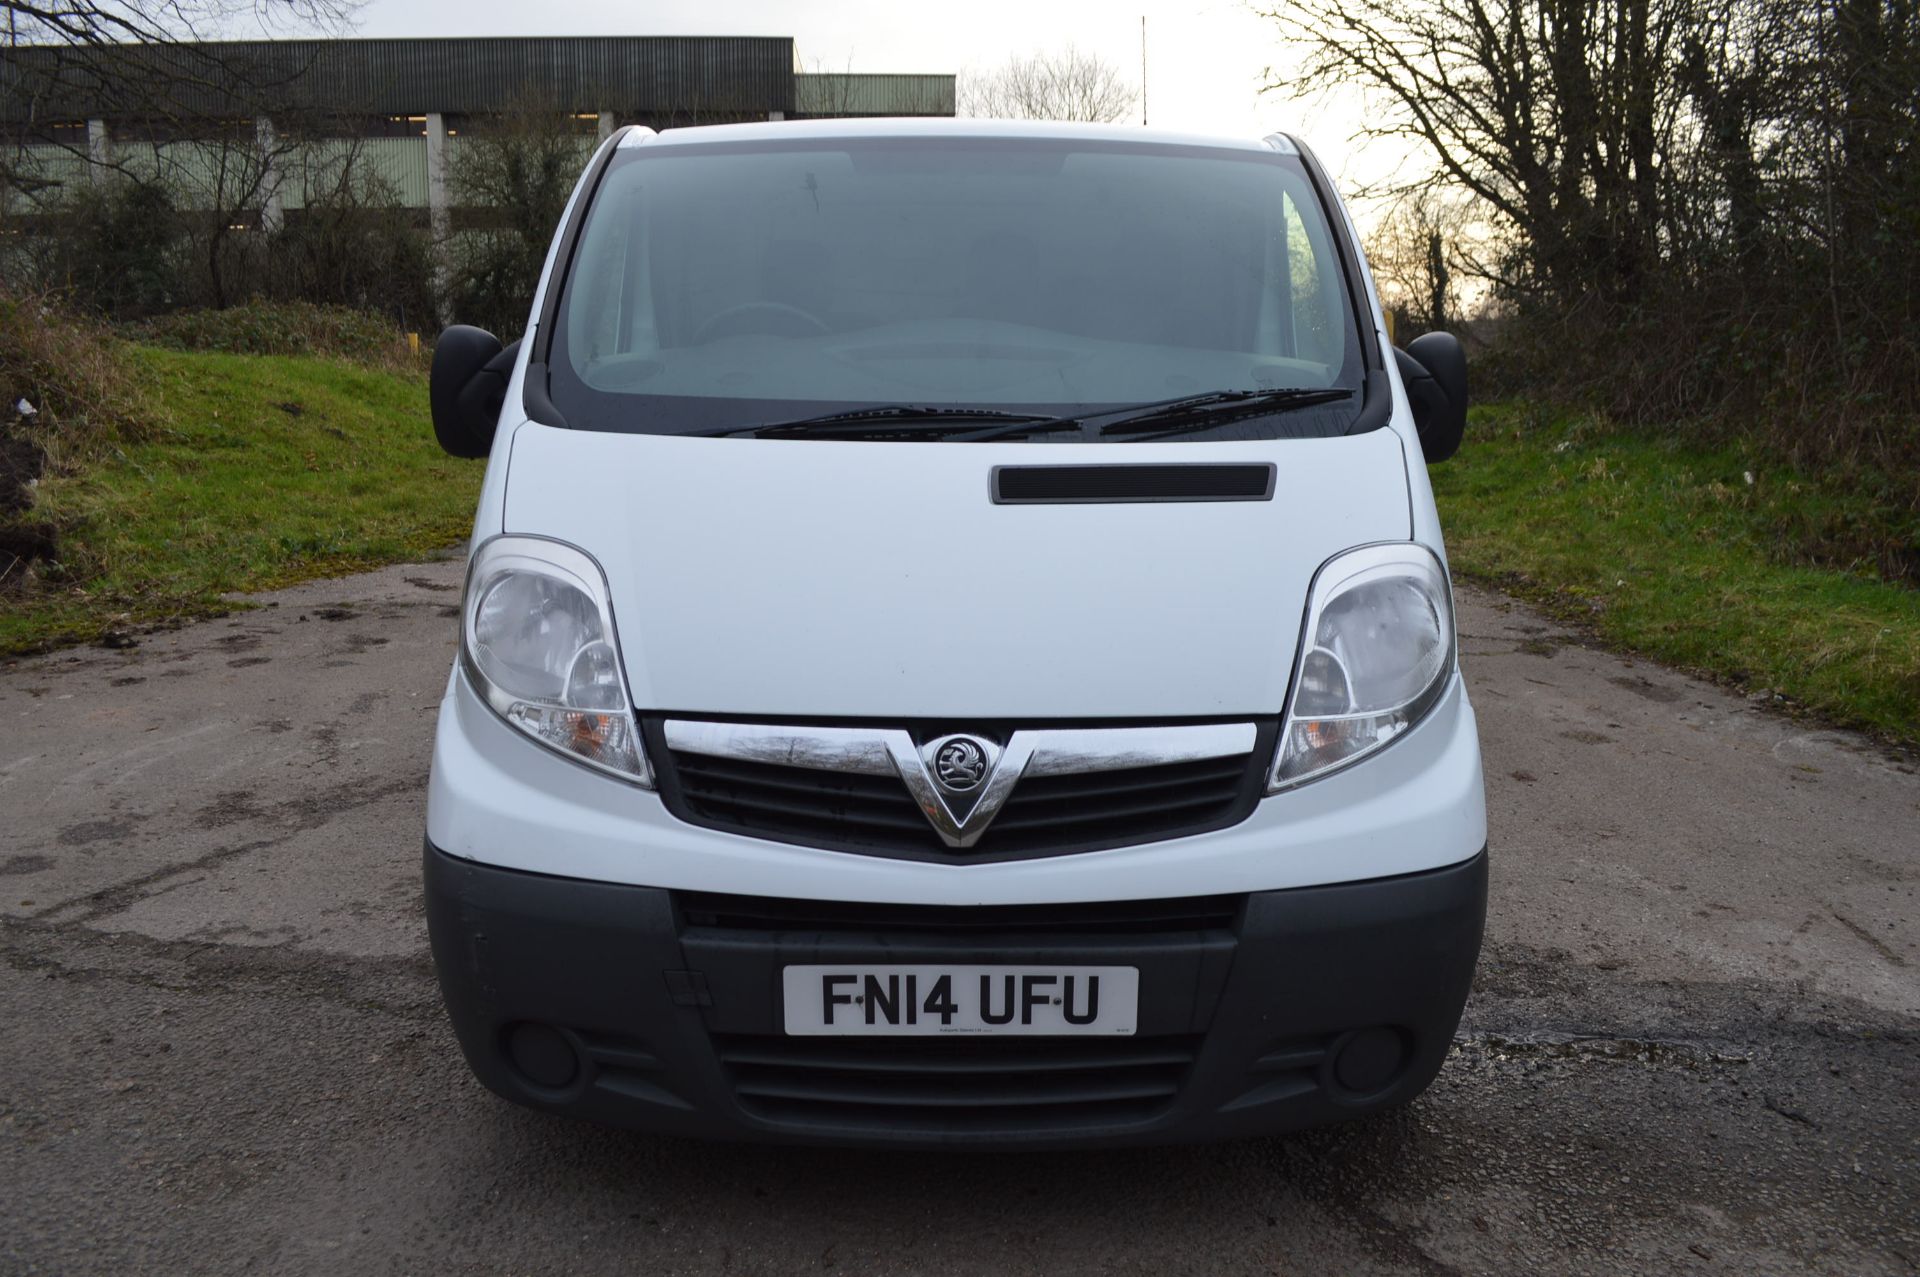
[1393,331,1468,463]
[430,326,521,459]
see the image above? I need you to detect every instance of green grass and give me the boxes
[1432,403,1920,742]
[1,346,478,655]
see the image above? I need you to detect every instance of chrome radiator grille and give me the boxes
[648,719,1274,862]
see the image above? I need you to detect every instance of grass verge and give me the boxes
[1,346,477,655]
[1432,403,1920,743]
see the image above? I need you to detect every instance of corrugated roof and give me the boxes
[793,73,956,117]
[1,36,796,124]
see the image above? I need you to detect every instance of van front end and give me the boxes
[424,662,1484,1149]
[423,120,1486,1148]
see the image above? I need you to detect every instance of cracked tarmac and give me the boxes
[1,560,1916,1274]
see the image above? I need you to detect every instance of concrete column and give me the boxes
[426,112,451,244]
[86,118,110,182]
[768,110,785,122]
[255,116,284,232]
[426,112,452,323]
[597,111,615,142]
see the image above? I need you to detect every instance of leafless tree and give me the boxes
[271,137,436,324]
[1256,0,1701,302]
[1257,0,1920,560]
[959,46,1136,123]
[2,0,355,198]
[1363,190,1492,335]
[444,99,595,334]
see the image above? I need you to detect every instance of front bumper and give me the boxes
[425,840,1487,1149]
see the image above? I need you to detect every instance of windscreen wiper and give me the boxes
[688,405,1079,439]
[1097,388,1355,441]
[949,386,1355,443]
[690,388,1353,442]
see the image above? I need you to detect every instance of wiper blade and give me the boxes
[952,386,1356,443]
[686,388,1353,442]
[689,404,1069,439]
[1098,387,1355,440]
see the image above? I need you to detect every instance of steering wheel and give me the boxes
[692,301,831,344]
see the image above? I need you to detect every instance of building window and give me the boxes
[357,115,430,138]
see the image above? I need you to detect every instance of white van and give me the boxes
[423,119,1485,1148]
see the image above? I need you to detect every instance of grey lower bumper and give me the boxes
[424,840,1487,1149]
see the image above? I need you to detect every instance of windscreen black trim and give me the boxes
[1344,366,1392,438]
[522,362,564,429]
[522,127,633,428]
[1286,135,1385,375]
[1283,135,1393,439]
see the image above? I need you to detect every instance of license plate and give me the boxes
[782,965,1138,1036]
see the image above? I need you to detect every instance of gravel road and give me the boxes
[2,560,1915,1275]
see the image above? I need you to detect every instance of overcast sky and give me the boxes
[342,0,1410,202]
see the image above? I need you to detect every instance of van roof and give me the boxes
[618,117,1294,154]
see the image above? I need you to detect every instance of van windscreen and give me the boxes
[548,135,1368,439]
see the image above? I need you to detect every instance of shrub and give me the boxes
[446,103,593,336]
[272,213,436,327]
[32,181,187,321]
[266,169,439,329]
[136,301,427,371]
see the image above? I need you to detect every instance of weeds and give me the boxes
[134,301,429,372]
[0,290,157,462]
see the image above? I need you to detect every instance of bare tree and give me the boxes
[2,0,355,200]
[959,46,1136,123]
[1363,190,1486,335]
[271,137,436,324]
[445,99,596,335]
[1257,0,1920,570]
[1263,0,1671,300]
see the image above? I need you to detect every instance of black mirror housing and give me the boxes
[1393,332,1469,463]
[430,326,520,459]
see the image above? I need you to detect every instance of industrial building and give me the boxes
[0,36,956,224]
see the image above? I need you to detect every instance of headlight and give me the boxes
[461,535,651,786]
[1270,543,1454,790]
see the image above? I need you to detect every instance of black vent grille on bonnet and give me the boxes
[991,464,1275,504]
